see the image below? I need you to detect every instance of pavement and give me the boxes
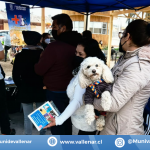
[0,60,13,77]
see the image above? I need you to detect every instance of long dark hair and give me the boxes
[42,33,50,39]
[125,19,150,47]
[78,39,106,64]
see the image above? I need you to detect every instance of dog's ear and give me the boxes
[78,67,91,89]
[101,63,114,83]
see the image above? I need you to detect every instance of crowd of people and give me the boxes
[0,13,150,135]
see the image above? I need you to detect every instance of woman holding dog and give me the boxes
[94,19,150,135]
[44,39,106,135]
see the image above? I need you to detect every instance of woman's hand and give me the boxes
[43,86,47,89]
[44,118,56,129]
[95,115,99,120]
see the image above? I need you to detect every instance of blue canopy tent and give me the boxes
[1,0,150,29]
[1,0,150,65]
[1,0,150,13]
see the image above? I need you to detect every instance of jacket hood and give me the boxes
[22,31,42,46]
[124,46,150,62]
[138,46,150,62]
[122,46,150,71]
[57,31,82,47]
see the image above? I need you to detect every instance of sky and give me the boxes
[0,1,62,16]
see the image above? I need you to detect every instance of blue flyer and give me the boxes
[28,101,60,131]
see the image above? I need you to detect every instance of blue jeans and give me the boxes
[22,102,46,135]
[46,90,72,135]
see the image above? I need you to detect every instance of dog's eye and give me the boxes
[96,64,98,67]
[87,66,90,69]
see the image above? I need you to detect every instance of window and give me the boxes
[90,22,107,35]
[73,21,84,33]
[72,21,107,35]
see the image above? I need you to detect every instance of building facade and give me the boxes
[62,10,110,46]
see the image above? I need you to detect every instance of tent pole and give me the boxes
[86,13,88,30]
[107,15,113,68]
[41,8,45,34]
[84,13,90,31]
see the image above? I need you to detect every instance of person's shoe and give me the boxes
[10,61,14,65]
[10,129,16,135]
[2,129,16,135]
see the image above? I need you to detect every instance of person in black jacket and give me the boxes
[12,31,46,135]
[0,41,15,135]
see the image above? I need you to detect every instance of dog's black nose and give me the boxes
[92,69,96,73]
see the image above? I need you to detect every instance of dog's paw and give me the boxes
[101,91,112,111]
[96,115,105,131]
[84,104,95,125]
[102,66,114,83]
[103,74,114,83]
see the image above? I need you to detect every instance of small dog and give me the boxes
[78,57,114,131]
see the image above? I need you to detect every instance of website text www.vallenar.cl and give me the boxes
[60,140,102,145]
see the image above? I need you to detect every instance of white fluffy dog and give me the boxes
[78,57,114,131]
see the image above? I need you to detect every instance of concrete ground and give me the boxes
[0,60,13,77]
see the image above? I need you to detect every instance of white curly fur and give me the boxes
[84,104,95,125]
[96,115,105,131]
[78,57,114,89]
[102,64,114,83]
[101,91,112,111]
[78,57,114,130]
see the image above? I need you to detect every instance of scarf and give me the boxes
[89,79,104,98]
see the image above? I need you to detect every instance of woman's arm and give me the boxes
[44,83,85,128]
[94,63,148,112]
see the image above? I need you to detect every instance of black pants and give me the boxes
[46,90,72,135]
[0,79,11,134]
[78,130,97,135]
[4,46,11,62]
